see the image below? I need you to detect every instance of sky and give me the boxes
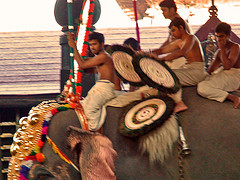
[0,0,239,32]
[0,0,134,32]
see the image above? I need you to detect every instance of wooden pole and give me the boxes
[133,0,141,50]
[67,0,76,94]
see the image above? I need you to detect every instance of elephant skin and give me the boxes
[28,109,117,180]
[28,86,240,180]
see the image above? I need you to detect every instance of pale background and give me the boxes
[0,0,239,32]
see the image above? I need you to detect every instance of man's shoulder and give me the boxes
[230,41,240,48]
[98,51,112,58]
[190,34,201,42]
[184,34,195,41]
[98,51,113,63]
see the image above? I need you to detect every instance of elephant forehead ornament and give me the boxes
[7,100,64,179]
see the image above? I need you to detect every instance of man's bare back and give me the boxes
[180,35,204,63]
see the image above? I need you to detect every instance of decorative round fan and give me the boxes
[119,96,175,137]
[107,45,144,87]
[132,55,181,94]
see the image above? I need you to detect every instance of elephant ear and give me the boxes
[67,126,117,180]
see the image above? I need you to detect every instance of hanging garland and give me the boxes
[75,0,95,95]
[60,0,95,101]
[57,0,95,131]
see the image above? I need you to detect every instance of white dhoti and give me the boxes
[197,68,240,102]
[106,86,159,108]
[165,57,187,69]
[166,62,206,104]
[172,62,207,86]
[81,80,116,131]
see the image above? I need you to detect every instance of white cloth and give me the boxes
[81,80,116,131]
[173,62,207,86]
[167,88,182,103]
[105,62,206,110]
[106,86,159,108]
[165,57,187,69]
[197,68,240,102]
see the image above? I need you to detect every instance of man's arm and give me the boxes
[67,32,106,69]
[219,43,240,70]
[158,35,194,61]
[207,50,221,74]
[152,35,171,55]
[152,39,181,57]
[73,48,106,69]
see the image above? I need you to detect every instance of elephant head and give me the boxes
[8,102,117,180]
[27,124,117,180]
[27,122,117,180]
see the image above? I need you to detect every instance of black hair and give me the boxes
[159,0,177,12]
[215,22,231,36]
[123,37,139,51]
[89,32,105,44]
[169,17,186,30]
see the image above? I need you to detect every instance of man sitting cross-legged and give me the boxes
[150,17,207,113]
[156,0,191,69]
[197,22,240,108]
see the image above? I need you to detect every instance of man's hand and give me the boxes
[149,52,160,60]
[218,40,225,50]
[67,32,77,49]
[137,51,159,59]
[136,50,148,56]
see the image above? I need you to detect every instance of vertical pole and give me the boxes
[67,0,76,94]
[133,0,141,50]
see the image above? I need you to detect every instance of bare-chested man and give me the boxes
[154,0,191,69]
[152,17,207,112]
[155,17,206,86]
[157,0,191,49]
[68,31,116,131]
[198,22,240,108]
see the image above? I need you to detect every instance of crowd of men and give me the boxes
[67,0,240,132]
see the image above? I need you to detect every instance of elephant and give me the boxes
[8,86,240,180]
